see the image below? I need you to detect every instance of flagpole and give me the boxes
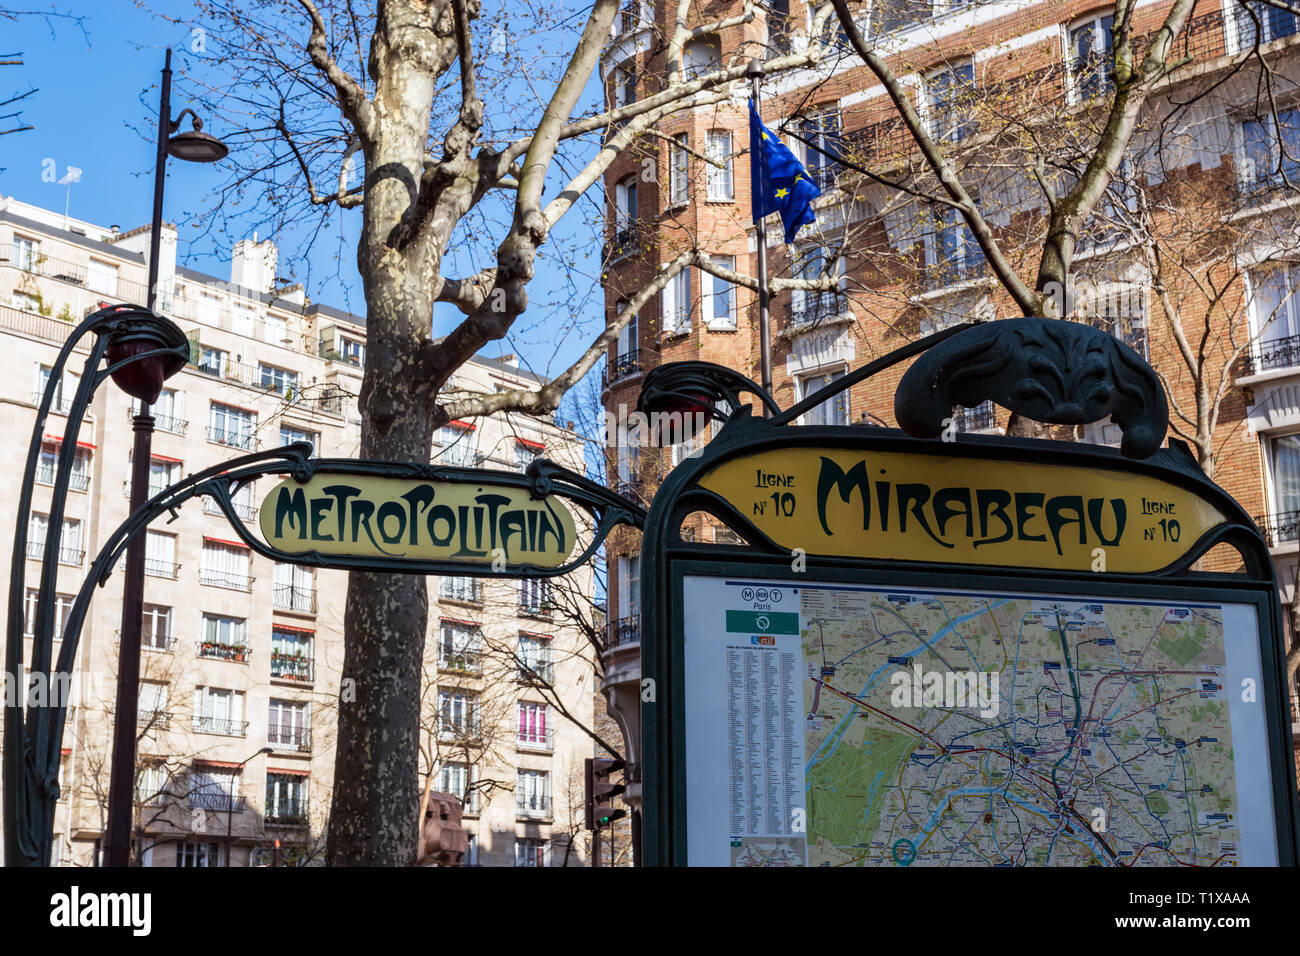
[747,59,773,415]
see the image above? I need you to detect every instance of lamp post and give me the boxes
[226,747,271,868]
[103,46,228,868]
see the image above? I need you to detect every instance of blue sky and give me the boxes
[0,0,606,379]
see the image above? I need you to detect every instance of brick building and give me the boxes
[598,0,1300,779]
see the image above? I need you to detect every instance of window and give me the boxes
[259,363,299,398]
[148,457,182,497]
[266,772,308,823]
[613,62,636,108]
[439,690,479,736]
[137,388,185,434]
[201,614,248,659]
[517,633,553,681]
[139,681,169,724]
[705,130,734,200]
[142,604,173,651]
[135,762,167,806]
[196,345,227,378]
[615,301,639,373]
[662,267,692,335]
[438,762,475,811]
[440,575,482,604]
[87,259,118,296]
[926,61,976,142]
[706,256,737,329]
[516,769,551,816]
[230,303,255,337]
[193,687,245,737]
[515,837,551,867]
[670,134,690,206]
[519,577,554,615]
[268,699,310,751]
[36,364,80,413]
[517,701,550,748]
[1249,264,1300,370]
[799,110,843,190]
[618,0,640,33]
[1069,14,1114,102]
[869,0,922,36]
[200,539,252,591]
[12,235,38,271]
[204,480,255,521]
[273,562,315,613]
[796,366,849,426]
[262,310,286,345]
[436,423,477,467]
[145,530,177,578]
[23,588,73,640]
[792,244,847,325]
[1234,0,1300,50]
[616,176,639,231]
[271,627,314,681]
[12,291,41,312]
[617,554,641,621]
[336,335,365,367]
[189,763,242,809]
[808,1,851,50]
[953,399,997,433]
[927,204,985,287]
[515,440,543,473]
[682,39,719,79]
[208,403,255,449]
[1272,434,1300,527]
[1239,106,1300,195]
[439,620,483,673]
[178,841,223,867]
[36,441,91,491]
[280,423,318,454]
[28,514,82,565]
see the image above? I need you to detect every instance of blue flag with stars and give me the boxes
[749,99,821,243]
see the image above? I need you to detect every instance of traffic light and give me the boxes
[584,757,627,830]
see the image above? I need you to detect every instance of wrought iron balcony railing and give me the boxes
[199,568,254,591]
[192,715,249,737]
[145,559,180,579]
[953,401,996,433]
[436,713,483,739]
[273,584,317,613]
[518,659,554,683]
[128,407,187,434]
[265,801,309,826]
[790,294,846,328]
[32,390,76,415]
[1255,509,1300,547]
[438,579,483,604]
[189,791,245,812]
[26,541,84,565]
[206,425,255,450]
[515,793,552,817]
[270,652,314,683]
[35,466,89,491]
[438,650,484,675]
[516,726,554,751]
[607,615,640,649]
[1246,333,1300,376]
[604,228,641,264]
[604,348,642,388]
[198,641,251,663]
[205,496,256,522]
[268,727,312,753]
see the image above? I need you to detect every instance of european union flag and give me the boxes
[749,99,822,243]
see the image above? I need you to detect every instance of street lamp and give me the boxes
[227,747,272,868]
[103,46,229,868]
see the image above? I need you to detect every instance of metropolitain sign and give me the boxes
[258,473,578,568]
[698,447,1228,574]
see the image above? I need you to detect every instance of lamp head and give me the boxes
[167,114,228,164]
[100,306,190,403]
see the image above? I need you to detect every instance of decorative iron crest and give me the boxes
[894,318,1168,459]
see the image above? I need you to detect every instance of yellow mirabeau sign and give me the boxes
[258,474,577,567]
[698,448,1227,573]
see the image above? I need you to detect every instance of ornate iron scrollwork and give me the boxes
[894,318,1168,459]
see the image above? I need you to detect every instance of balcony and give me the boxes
[790,294,847,329]
[206,425,255,450]
[136,710,172,731]
[436,714,483,739]
[145,559,180,579]
[273,584,317,614]
[518,659,554,684]
[923,253,987,292]
[516,793,552,819]
[603,229,641,265]
[32,390,76,415]
[265,801,310,826]
[1245,333,1300,376]
[268,727,312,754]
[519,597,554,618]
[35,465,90,491]
[189,790,245,812]
[193,715,249,737]
[1255,509,1300,547]
[516,727,554,752]
[129,407,187,435]
[953,401,996,433]
[198,640,251,663]
[199,568,254,591]
[438,579,483,605]
[603,348,642,388]
[806,163,839,191]
[26,541,84,566]
[270,652,315,683]
[205,496,256,522]
[438,650,483,675]
[608,615,640,649]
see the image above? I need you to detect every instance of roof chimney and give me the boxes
[231,236,278,296]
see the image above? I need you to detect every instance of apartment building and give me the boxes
[0,194,595,866]
[599,0,1300,771]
